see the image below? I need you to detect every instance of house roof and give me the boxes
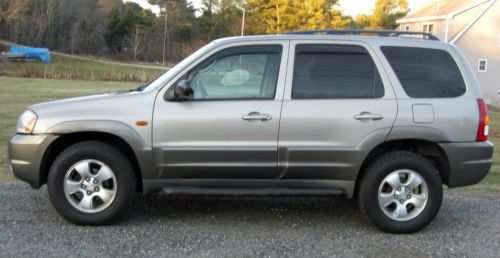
[398,0,491,23]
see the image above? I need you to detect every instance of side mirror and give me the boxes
[164,79,193,101]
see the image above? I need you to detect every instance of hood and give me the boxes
[29,89,156,135]
[30,90,138,111]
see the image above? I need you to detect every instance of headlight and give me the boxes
[16,110,38,134]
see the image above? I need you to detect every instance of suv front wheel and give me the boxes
[358,151,443,233]
[47,141,136,225]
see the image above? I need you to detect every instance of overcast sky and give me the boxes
[125,0,436,17]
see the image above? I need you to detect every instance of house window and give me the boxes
[423,24,434,34]
[404,25,410,31]
[479,59,488,72]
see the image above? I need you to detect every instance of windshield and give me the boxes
[142,41,217,92]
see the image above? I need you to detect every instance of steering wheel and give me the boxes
[192,78,208,98]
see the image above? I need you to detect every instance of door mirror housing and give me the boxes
[164,79,194,101]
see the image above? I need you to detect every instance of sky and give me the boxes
[338,0,435,17]
[123,0,162,15]
[125,0,436,17]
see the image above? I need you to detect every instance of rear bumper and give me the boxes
[439,141,494,187]
[8,134,58,188]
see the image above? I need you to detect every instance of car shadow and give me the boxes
[116,191,496,235]
[122,192,373,230]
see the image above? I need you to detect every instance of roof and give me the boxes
[213,34,449,49]
[398,0,491,23]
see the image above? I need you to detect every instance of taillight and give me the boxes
[476,99,489,142]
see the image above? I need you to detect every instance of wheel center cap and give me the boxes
[82,178,100,191]
[395,189,410,200]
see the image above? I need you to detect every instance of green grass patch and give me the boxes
[0,54,164,82]
[482,108,500,184]
[0,76,137,180]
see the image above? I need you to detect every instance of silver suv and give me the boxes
[9,31,493,233]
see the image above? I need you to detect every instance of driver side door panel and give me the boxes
[152,41,289,179]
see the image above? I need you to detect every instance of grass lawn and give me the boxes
[0,76,499,191]
[1,54,164,82]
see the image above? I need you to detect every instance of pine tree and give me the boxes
[105,6,126,53]
[247,0,350,34]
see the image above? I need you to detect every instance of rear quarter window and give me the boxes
[381,46,466,98]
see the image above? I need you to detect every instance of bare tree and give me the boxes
[130,24,147,61]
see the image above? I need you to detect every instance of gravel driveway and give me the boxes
[0,181,498,257]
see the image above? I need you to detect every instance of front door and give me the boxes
[153,42,289,179]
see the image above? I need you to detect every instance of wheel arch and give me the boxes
[355,139,451,197]
[40,131,144,192]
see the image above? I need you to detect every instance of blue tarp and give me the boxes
[8,46,51,63]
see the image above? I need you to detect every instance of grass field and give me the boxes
[0,76,499,189]
[0,54,165,82]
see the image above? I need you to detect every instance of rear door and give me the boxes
[277,40,397,181]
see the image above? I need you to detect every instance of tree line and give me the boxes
[0,0,408,64]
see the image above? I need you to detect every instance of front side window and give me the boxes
[187,45,282,100]
[381,46,466,98]
[292,44,384,99]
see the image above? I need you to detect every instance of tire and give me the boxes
[47,141,136,225]
[358,151,442,233]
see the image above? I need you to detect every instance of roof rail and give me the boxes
[284,29,440,41]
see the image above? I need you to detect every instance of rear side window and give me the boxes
[292,45,384,99]
[381,46,466,98]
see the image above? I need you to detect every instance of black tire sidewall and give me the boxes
[360,152,443,233]
[47,141,136,225]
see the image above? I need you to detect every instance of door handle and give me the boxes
[242,112,272,121]
[354,112,383,121]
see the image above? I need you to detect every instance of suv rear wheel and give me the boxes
[47,141,136,225]
[358,151,443,233]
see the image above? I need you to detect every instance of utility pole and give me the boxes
[236,6,246,36]
[162,3,168,65]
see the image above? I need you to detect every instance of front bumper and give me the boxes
[439,141,494,187]
[8,134,58,188]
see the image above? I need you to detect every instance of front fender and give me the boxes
[45,120,156,179]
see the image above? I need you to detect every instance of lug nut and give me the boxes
[406,195,411,199]
[400,199,404,204]
[393,194,398,198]
[397,187,401,191]
[94,187,99,192]
[85,177,90,182]
[94,179,98,184]
[81,184,86,189]
[87,190,92,195]
[405,187,409,192]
